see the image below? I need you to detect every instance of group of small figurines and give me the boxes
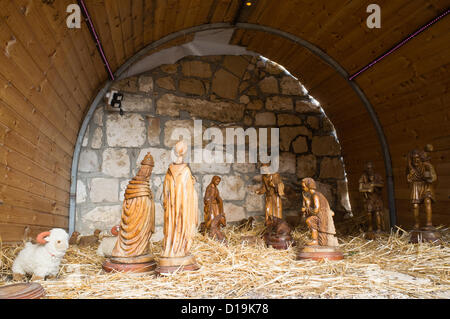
[359,144,441,244]
[100,141,441,275]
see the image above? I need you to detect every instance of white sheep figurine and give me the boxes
[12,228,69,281]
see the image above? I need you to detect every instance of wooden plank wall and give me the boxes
[0,0,448,241]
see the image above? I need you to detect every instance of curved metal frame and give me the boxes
[69,22,396,234]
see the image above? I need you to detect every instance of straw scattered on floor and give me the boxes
[1,224,449,299]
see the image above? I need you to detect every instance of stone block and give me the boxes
[258,76,279,94]
[76,180,87,204]
[81,205,122,234]
[255,112,276,126]
[78,149,99,172]
[224,202,246,222]
[179,78,205,96]
[280,76,303,95]
[90,178,119,203]
[138,75,153,93]
[223,55,249,78]
[280,126,311,151]
[160,64,178,74]
[278,152,296,174]
[246,99,264,110]
[119,95,153,112]
[296,154,317,179]
[307,116,320,129]
[266,96,293,111]
[181,60,212,78]
[292,136,309,154]
[244,185,264,212]
[320,157,345,179]
[201,175,245,201]
[147,116,161,146]
[295,100,322,114]
[106,113,146,147]
[277,114,302,126]
[156,76,176,91]
[91,127,103,149]
[212,68,239,100]
[102,148,131,178]
[157,94,244,122]
[312,136,341,156]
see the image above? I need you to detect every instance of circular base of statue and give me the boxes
[409,226,442,244]
[265,235,295,250]
[365,230,386,240]
[156,255,200,275]
[0,283,46,299]
[102,254,156,273]
[297,245,344,261]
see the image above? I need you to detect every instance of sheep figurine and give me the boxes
[12,228,69,281]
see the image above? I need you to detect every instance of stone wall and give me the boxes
[76,55,351,239]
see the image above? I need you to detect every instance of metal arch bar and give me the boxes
[69,22,397,234]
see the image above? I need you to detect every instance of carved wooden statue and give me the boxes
[359,162,385,237]
[102,153,156,273]
[263,216,294,250]
[203,176,225,230]
[208,213,227,243]
[157,140,200,274]
[256,163,285,224]
[407,146,441,243]
[297,178,343,260]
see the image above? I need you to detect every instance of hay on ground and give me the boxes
[1,223,449,299]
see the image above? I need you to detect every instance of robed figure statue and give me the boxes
[103,153,156,273]
[297,178,343,261]
[157,140,200,274]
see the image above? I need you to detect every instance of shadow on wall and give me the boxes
[75,55,352,239]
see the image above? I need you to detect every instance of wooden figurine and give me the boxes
[407,146,441,243]
[255,162,285,224]
[297,178,343,261]
[208,213,227,243]
[359,162,385,239]
[69,229,101,246]
[156,140,200,274]
[201,176,227,242]
[102,153,156,273]
[263,215,294,250]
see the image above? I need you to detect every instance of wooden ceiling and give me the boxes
[0,0,448,241]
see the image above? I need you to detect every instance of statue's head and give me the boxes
[410,149,422,168]
[174,140,188,158]
[212,175,221,186]
[301,178,316,193]
[365,161,374,175]
[140,153,155,177]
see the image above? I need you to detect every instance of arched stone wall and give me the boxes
[75,55,351,238]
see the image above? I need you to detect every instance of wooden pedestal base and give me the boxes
[265,235,295,250]
[297,245,344,261]
[155,255,200,275]
[102,254,156,273]
[409,226,442,244]
[0,283,45,299]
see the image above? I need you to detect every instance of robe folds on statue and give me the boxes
[112,179,155,258]
[162,163,198,258]
[305,192,338,247]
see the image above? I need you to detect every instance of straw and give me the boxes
[1,223,448,299]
